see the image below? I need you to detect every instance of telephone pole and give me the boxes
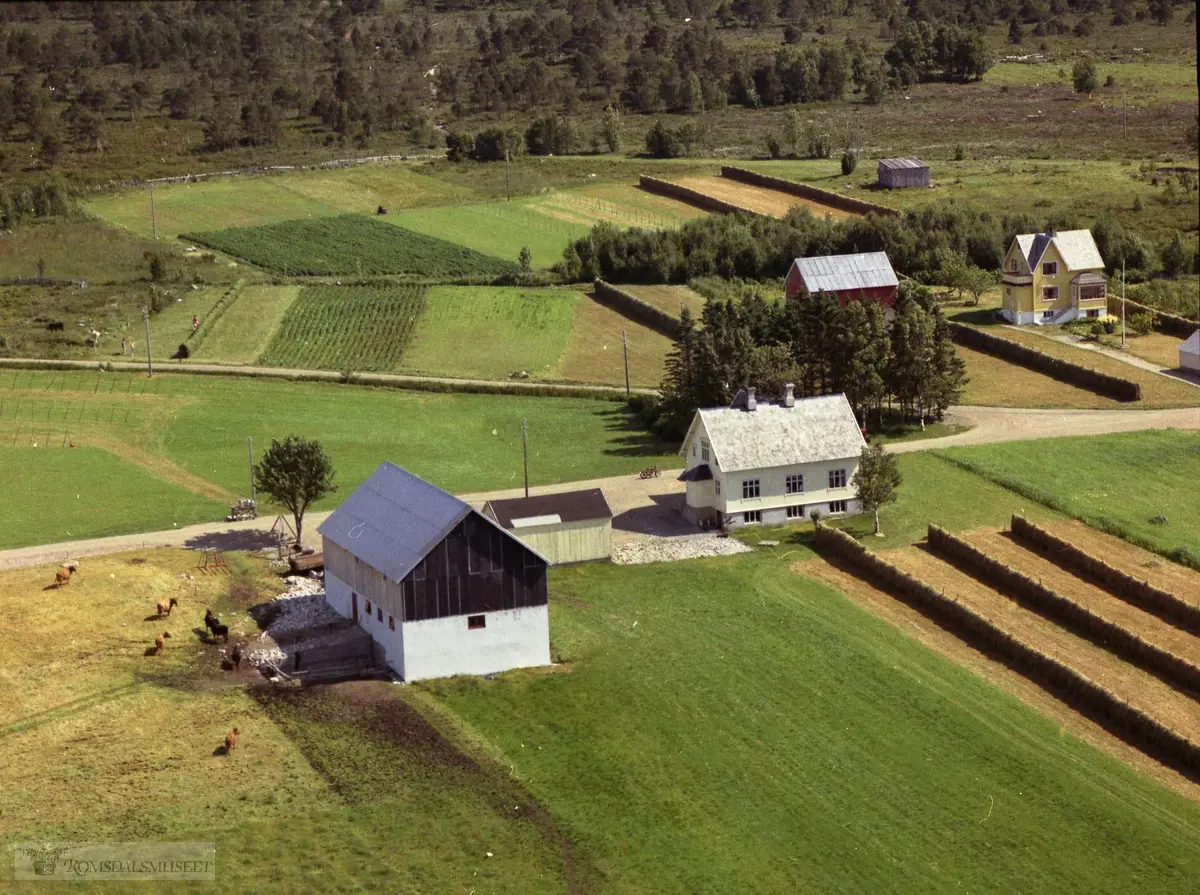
[521,418,529,498]
[622,328,630,398]
[142,307,153,377]
[504,148,511,202]
[248,436,256,504]
[149,182,158,240]
[1122,94,1127,139]
[1120,259,1127,350]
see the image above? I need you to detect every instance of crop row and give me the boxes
[182,215,519,279]
[258,285,427,372]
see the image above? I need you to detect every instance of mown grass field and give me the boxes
[182,215,517,278]
[0,370,675,549]
[195,285,300,364]
[400,286,577,380]
[85,166,475,239]
[621,284,707,318]
[386,202,589,270]
[426,556,1200,893]
[554,295,674,388]
[939,430,1200,567]
[258,285,426,372]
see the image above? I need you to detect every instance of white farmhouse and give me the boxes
[1180,330,1200,372]
[678,388,867,528]
[318,462,552,682]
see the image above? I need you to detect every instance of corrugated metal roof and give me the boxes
[1016,230,1104,272]
[878,157,927,170]
[697,393,866,474]
[317,461,471,583]
[485,488,613,529]
[794,252,898,294]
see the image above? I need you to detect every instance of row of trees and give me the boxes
[0,174,71,230]
[648,282,966,440]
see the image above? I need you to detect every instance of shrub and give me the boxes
[1128,311,1154,336]
[954,143,966,161]
[765,134,783,159]
[840,149,858,176]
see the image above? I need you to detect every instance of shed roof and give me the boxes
[793,252,898,295]
[686,393,866,474]
[317,462,550,582]
[878,157,928,170]
[485,488,613,529]
[1014,230,1104,272]
[1181,330,1200,357]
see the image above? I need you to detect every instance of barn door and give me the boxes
[351,592,358,622]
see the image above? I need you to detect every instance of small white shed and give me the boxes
[1180,330,1200,372]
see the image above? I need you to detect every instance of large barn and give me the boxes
[318,462,551,682]
[784,252,899,307]
[483,488,613,564]
[877,157,930,189]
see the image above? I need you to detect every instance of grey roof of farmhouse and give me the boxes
[1015,229,1104,272]
[693,393,866,474]
[318,461,476,582]
[794,252,898,294]
[878,157,928,170]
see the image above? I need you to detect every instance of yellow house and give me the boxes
[1000,229,1107,325]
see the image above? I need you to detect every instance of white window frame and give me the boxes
[701,439,709,462]
[1042,261,1058,276]
[828,469,847,489]
[1042,286,1059,302]
[786,504,805,519]
[1042,309,1055,319]
[715,478,721,496]
[742,478,760,500]
[743,510,761,524]
[828,500,847,514]
[786,473,804,494]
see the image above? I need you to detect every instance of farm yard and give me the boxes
[257,285,427,372]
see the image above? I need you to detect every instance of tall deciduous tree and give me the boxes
[253,436,336,545]
[854,442,903,536]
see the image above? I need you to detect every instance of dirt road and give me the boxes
[1,404,1195,570]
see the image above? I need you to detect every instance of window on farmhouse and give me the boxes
[1007,258,1017,272]
[701,439,709,462]
[1042,286,1059,302]
[377,607,383,622]
[365,599,372,616]
[1042,262,1058,276]
[742,479,760,499]
[828,469,847,489]
[468,614,486,630]
[786,504,805,519]
[715,478,721,495]
[743,510,761,524]
[829,500,847,514]
[389,615,395,631]
[786,473,804,494]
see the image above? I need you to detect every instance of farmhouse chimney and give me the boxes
[783,383,795,408]
[746,387,757,411]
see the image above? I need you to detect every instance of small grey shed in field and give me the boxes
[877,157,930,189]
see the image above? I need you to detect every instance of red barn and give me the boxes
[784,252,899,308]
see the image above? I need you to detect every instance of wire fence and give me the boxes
[0,370,164,447]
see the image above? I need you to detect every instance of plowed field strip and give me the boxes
[674,175,854,220]
[1042,519,1200,600]
[967,530,1200,666]
[888,546,1200,742]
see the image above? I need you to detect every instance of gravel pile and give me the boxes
[265,577,341,635]
[612,533,753,565]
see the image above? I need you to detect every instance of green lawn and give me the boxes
[938,430,1200,566]
[195,285,299,364]
[0,446,225,549]
[425,556,1200,893]
[385,202,589,270]
[146,284,237,360]
[400,286,577,379]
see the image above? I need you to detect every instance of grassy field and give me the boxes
[425,556,1200,893]
[85,166,476,239]
[181,215,518,278]
[195,285,300,365]
[0,370,675,549]
[939,430,1200,566]
[676,174,855,219]
[145,285,238,361]
[621,284,707,318]
[258,285,426,372]
[400,286,577,380]
[387,202,589,270]
[554,295,674,388]
[0,218,201,283]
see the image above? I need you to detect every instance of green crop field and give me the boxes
[400,286,577,380]
[939,430,1200,566]
[195,285,300,364]
[258,285,427,372]
[181,215,518,278]
[424,556,1200,893]
[0,370,675,549]
[386,202,589,270]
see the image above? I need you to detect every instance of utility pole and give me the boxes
[248,436,256,504]
[1122,94,1127,139]
[622,328,630,398]
[149,182,158,240]
[142,307,153,377]
[1120,258,1127,350]
[504,148,511,202]
[521,418,529,498]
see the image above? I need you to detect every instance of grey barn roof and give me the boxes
[878,157,927,170]
[485,488,613,529]
[317,462,551,583]
[688,393,867,473]
[793,252,898,295]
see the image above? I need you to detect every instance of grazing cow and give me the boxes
[230,642,243,670]
[86,329,102,348]
[154,631,171,654]
[46,321,64,332]
[204,609,220,636]
[156,597,179,618]
[54,562,78,587]
[211,623,229,643]
[225,727,239,752]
